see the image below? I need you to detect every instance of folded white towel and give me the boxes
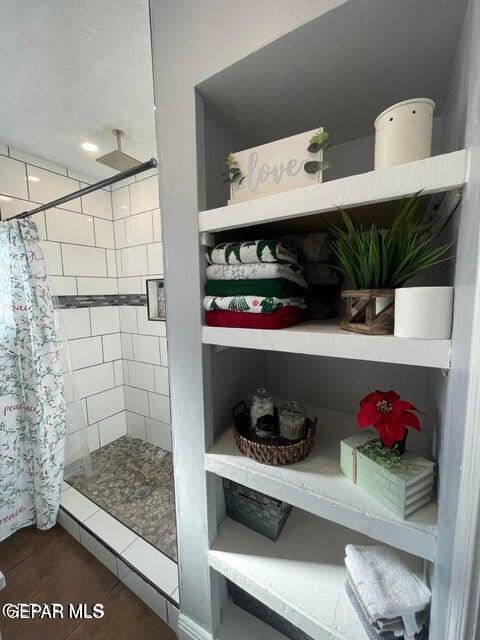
[347,569,428,636]
[206,263,308,289]
[345,544,431,638]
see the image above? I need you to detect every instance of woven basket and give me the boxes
[233,418,317,466]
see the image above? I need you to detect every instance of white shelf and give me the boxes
[216,600,289,640]
[206,408,436,561]
[199,150,468,233]
[202,322,451,369]
[210,510,424,640]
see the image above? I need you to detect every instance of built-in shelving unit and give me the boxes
[199,150,467,234]
[200,144,463,640]
[206,408,436,561]
[210,509,423,640]
[202,322,451,369]
[151,0,479,637]
[201,153,463,372]
[216,600,288,640]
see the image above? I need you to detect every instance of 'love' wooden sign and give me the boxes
[228,128,327,204]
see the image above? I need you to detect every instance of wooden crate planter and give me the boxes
[341,289,395,335]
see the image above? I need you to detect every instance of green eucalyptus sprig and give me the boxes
[360,442,405,470]
[304,129,332,175]
[360,441,425,473]
[221,153,245,185]
[327,192,452,290]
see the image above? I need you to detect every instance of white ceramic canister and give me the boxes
[374,98,435,169]
[394,286,454,339]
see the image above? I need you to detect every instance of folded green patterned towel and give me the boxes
[206,239,300,268]
[204,278,306,298]
[203,295,307,314]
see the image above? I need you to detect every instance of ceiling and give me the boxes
[0,0,156,179]
[198,0,468,148]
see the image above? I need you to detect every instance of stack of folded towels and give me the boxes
[204,239,308,329]
[345,544,430,639]
[277,232,342,317]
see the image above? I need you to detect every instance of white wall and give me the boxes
[111,173,171,449]
[0,143,171,460]
[428,0,480,636]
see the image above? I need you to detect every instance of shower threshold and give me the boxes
[66,436,177,562]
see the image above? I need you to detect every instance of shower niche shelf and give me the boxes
[146,278,166,321]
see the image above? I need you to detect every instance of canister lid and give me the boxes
[374,98,435,127]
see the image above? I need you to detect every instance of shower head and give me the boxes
[95,129,141,172]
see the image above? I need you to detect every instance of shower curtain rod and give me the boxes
[12,157,158,220]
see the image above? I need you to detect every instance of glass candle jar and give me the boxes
[250,387,275,439]
[279,401,306,442]
[255,414,276,441]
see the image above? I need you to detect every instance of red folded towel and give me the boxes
[206,306,306,330]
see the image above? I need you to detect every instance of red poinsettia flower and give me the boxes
[356,390,421,448]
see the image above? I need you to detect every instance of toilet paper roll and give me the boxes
[394,286,453,339]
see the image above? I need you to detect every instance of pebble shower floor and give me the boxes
[67,436,177,562]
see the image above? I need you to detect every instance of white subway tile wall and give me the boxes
[74,362,116,399]
[68,336,104,369]
[118,276,142,294]
[126,411,147,440]
[27,166,82,213]
[62,244,108,277]
[87,386,125,424]
[94,217,115,248]
[122,245,148,277]
[147,243,164,275]
[81,187,112,220]
[76,277,118,295]
[132,333,161,365]
[103,333,122,361]
[106,249,117,278]
[111,175,163,294]
[90,306,121,335]
[0,144,170,455]
[121,303,171,450]
[129,175,159,214]
[46,209,95,245]
[98,411,128,447]
[0,148,117,295]
[0,155,29,199]
[42,241,64,275]
[125,210,153,246]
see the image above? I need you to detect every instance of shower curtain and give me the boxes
[0,218,65,541]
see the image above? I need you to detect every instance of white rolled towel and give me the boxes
[345,544,431,638]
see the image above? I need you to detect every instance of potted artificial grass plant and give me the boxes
[328,193,451,335]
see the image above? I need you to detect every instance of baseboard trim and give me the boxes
[178,613,213,640]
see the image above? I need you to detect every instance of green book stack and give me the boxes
[340,431,436,519]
